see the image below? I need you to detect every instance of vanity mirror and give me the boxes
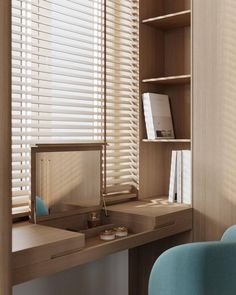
[30,143,104,223]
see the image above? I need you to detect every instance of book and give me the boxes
[168,150,192,204]
[176,150,182,203]
[142,93,175,140]
[142,93,155,139]
[182,150,191,204]
[168,150,177,202]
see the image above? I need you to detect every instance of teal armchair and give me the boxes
[149,226,236,295]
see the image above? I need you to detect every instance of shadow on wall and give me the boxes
[194,0,236,242]
[220,0,236,239]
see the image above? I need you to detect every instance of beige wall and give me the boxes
[193,0,236,241]
[0,0,12,294]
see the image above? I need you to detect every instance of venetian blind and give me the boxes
[11,0,139,215]
[12,0,104,215]
[104,0,139,200]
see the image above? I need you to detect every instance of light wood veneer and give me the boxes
[12,201,192,285]
[142,10,191,30]
[142,74,191,85]
[143,139,191,143]
[192,0,236,241]
[139,0,192,199]
[12,224,85,268]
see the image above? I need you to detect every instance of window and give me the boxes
[104,0,139,199]
[12,0,139,216]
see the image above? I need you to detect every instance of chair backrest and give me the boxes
[149,230,236,295]
[221,225,236,242]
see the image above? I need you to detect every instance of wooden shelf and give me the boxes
[142,74,191,85]
[142,139,191,143]
[142,10,191,30]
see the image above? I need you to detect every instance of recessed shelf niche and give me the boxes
[139,0,192,200]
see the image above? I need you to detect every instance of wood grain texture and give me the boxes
[139,0,192,199]
[142,10,190,30]
[140,0,190,19]
[139,0,165,198]
[0,0,11,294]
[164,27,190,76]
[12,203,192,285]
[164,0,190,14]
[167,84,191,139]
[139,0,164,19]
[193,0,236,241]
[129,231,192,295]
[12,223,85,269]
[143,139,191,143]
[142,74,191,84]
[107,199,192,232]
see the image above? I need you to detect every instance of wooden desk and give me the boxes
[12,223,85,271]
[12,200,192,288]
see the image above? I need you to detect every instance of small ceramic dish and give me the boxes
[100,229,116,241]
[114,226,128,237]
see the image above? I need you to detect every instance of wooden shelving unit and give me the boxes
[142,10,191,30]
[142,74,191,85]
[139,0,192,200]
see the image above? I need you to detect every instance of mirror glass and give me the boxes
[35,150,101,216]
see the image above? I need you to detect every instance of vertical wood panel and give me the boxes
[0,0,12,294]
[193,0,236,241]
[129,231,192,295]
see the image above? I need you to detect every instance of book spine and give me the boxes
[176,150,182,203]
[142,94,155,139]
[182,150,192,205]
[168,150,177,203]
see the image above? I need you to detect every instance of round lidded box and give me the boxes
[100,229,116,241]
[114,226,128,237]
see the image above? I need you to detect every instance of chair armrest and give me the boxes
[149,242,236,295]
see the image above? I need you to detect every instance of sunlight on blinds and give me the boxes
[12,0,104,215]
[104,0,139,198]
[11,0,139,215]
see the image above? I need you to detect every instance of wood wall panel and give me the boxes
[193,0,236,241]
[0,0,12,294]
[164,27,190,76]
[129,231,192,295]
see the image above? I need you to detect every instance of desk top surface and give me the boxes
[12,223,84,253]
[107,198,191,217]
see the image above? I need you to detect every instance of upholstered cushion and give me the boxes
[36,196,49,217]
[149,241,236,295]
[221,225,236,242]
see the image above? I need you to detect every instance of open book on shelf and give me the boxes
[168,150,191,205]
[142,93,175,140]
